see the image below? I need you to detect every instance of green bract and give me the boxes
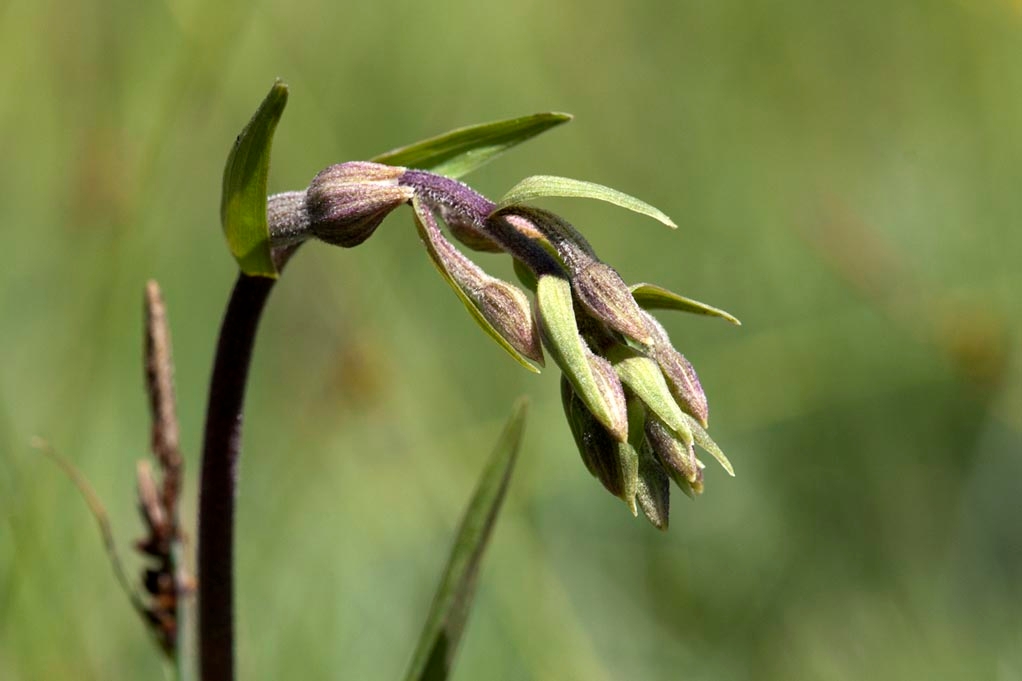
[496,175,677,229]
[220,79,288,278]
[536,275,628,441]
[373,113,572,179]
[630,283,741,325]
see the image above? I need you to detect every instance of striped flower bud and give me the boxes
[561,377,636,502]
[306,162,414,247]
[643,312,709,426]
[572,261,653,346]
[412,197,543,371]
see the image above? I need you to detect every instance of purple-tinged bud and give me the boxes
[643,313,709,426]
[573,262,653,346]
[635,436,671,528]
[413,198,543,371]
[645,415,704,497]
[645,415,699,484]
[561,377,637,503]
[305,162,413,247]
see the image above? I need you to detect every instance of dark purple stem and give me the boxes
[400,169,564,277]
[197,272,276,681]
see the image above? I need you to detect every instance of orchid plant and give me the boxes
[63,79,740,681]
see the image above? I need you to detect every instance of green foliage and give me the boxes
[630,283,741,326]
[220,80,288,277]
[497,175,677,228]
[372,113,572,179]
[404,400,528,681]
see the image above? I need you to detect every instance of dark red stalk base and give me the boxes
[197,272,276,681]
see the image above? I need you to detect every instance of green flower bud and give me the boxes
[306,162,414,247]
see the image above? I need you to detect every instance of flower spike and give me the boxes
[264,112,738,528]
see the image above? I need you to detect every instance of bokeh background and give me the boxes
[2,0,1021,679]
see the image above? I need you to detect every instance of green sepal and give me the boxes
[630,283,741,326]
[404,399,528,681]
[373,113,572,179]
[220,79,288,277]
[496,175,677,229]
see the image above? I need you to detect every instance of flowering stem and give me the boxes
[197,272,276,681]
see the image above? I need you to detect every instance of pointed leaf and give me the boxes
[413,198,543,372]
[404,399,528,681]
[630,283,741,325]
[373,112,572,179]
[220,80,288,277]
[496,175,677,228]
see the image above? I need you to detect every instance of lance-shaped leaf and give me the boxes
[537,275,627,440]
[496,175,677,229]
[404,399,527,681]
[413,198,543,372]
[630,283,741,326]
[373,112,572,180]
[605,346,693,449]
[220,79,288,277]
[561,377,636,502]
[643,312,709,426]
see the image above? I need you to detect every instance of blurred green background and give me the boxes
[2,0,1020,679]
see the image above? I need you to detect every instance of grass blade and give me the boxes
[404,399,528,681]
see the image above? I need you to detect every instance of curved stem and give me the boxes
[197,272,276,681]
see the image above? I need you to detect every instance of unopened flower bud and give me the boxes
[635,434,671,528]
[645,414,702,493]
[306,162,413,247]
[561,377,637,503]
[644,313,709,426]
[573,262,653,346]
[413,198,543,370]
